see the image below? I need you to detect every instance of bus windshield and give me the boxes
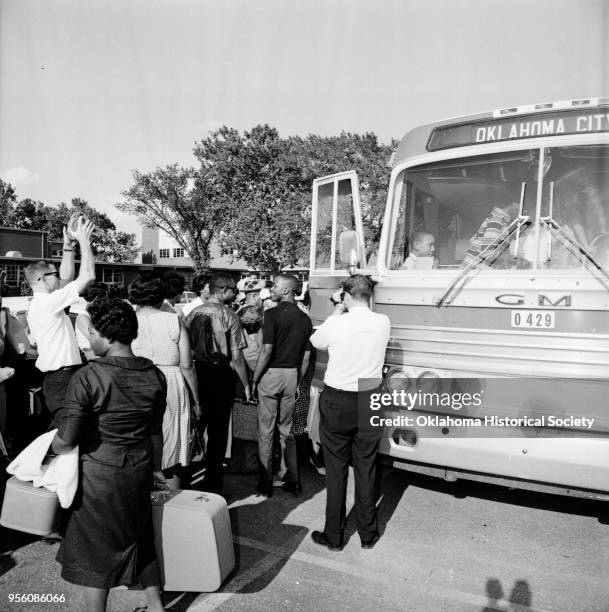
[387,145,609,271]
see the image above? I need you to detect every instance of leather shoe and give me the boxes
[311,530,343,551]
[361,533,380,549]
[257,483,273,497]
[282,481,302,496]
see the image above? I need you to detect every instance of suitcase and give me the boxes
[232,399,258,441]
[0,476,61,536]
[151,489,235,592]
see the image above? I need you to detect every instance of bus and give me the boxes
[308,97,609,501]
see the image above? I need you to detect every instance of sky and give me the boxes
[1,0,608,237]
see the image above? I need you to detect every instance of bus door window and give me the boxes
[314,182,334,269]
[543,145,609,270]
[311,171,365,272]
[334,178,358,269]
[387,150,537,270]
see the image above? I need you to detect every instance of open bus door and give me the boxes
[309,170,370,327]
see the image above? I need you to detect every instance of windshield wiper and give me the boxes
[540,216,609,286]
[436,215,530,307]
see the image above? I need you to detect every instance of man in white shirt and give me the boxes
[309,275,390,551]
[25,217,96,424]
[181,273,210,318]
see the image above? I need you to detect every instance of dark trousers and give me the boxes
[319,385,382,546]
[42,366,82,427]
[196,362,235,493]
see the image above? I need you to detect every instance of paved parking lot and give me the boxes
[2,462,609,611]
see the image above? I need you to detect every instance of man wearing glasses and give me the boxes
[185,273,251,494]
[24,217,96,425]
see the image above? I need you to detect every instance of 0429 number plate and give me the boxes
[511,310,555,329]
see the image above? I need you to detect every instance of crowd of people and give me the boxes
[0,215,390,610]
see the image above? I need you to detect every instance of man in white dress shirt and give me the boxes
[25,217,96,425]
[181,273,210,319]
[309,275,390,551]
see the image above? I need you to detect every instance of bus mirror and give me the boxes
[339,230,362,267]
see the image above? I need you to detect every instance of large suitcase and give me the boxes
[151,489,235,592]
[0,476,61,536]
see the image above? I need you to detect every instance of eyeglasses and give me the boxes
[216,285,237,292]
[38,271,59,281]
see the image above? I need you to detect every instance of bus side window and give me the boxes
[388,175,433,269]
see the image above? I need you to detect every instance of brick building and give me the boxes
[0,227,194,296]
[0,225,309,297]
[0,227,53,260]
[140,225,308,285]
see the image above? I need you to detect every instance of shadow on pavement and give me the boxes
[481,577,532,612]
[224,463,326,594]
[342,463,409,546]
[396,470,607,521]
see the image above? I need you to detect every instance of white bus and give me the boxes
[308,98,609,500]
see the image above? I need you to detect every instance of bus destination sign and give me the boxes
[427,108,609,151]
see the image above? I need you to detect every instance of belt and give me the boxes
[325,384,381,394]
[48,364,81,373]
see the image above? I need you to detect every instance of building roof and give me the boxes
[0,226,48,236]
[0,254,190,271]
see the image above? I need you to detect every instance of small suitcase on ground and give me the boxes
[151,489,235,592]
[232,399,258,441]
[0,476,61,536]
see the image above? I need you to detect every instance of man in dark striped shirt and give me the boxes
[462,201,519,268]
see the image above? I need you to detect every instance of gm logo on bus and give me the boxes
[495,294,572,307]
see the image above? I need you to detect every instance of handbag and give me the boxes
[189,424,205,463]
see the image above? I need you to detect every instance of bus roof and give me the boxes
[393,97,609,166]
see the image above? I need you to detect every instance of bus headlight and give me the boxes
[385,368,411,393]
[392,428,418,447]
[417,370,440,394]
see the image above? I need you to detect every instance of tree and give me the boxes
[193,125,396,273]
[292,132,397,258]
[117,164,226,272]
[194,125,314,273]
[1,188,138,263]
[0,179,18,224]
[141,250,157,264]
[4,198,54,232]
[45,199,139,263]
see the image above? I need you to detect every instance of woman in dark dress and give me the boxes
[51,298,167,612]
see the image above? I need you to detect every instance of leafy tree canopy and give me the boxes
[118,164,226,272]
[193,125,396,272]
[0,181,138,263]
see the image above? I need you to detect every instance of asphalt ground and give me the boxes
[1,460,609,611]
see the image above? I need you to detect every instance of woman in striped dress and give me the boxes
[129,273,200,489]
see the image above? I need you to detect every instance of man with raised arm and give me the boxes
[25,216,96,424]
